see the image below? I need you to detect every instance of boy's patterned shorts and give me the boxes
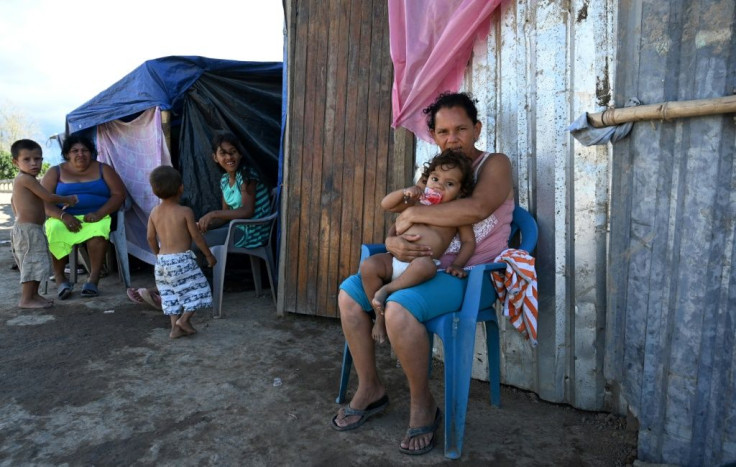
[154,250,212,315]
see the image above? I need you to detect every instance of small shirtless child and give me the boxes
[360,149,476,343]
[10,139,77,308]
[146,166,216,338]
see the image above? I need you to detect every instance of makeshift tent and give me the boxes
[66,56,283,264]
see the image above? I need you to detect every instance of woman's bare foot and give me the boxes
[400,404,440,453]
[19,296,54,309]
[169,325,186,339]
[175,318,197,336]
[332,385,387,429]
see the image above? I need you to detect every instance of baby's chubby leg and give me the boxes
[359,253,394,345]
[372,256,438,314]
[359,253,394,303]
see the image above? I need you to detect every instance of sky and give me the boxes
[0,0,284,163]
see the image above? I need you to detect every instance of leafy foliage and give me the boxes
[0,150,49,180]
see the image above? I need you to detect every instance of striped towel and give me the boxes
[490,248,538,347]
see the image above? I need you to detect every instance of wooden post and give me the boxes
[160,109,171,153]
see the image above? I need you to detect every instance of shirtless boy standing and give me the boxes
[10,139,77,308]
[146,166,216,338]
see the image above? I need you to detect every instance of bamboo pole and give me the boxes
[588,95,736,128]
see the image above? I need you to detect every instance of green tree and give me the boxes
[0,150,50,180]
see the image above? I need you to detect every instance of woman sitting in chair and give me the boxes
[331,92,515,455]
[41,135,126,299]
[195,132,271,250]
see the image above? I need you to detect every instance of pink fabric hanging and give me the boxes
[97,107,172,264]
[389,0,504,142]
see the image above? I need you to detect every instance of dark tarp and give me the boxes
[66,55,283,218]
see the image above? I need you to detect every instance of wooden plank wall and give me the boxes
[281,0,411,317]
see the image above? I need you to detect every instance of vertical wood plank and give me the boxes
[283,0,309,314]
[303,0,329,315]
[321,0,351,317]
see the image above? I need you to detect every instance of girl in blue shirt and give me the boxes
[196,133,271,249]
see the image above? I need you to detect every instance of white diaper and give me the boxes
[391,257,440,281]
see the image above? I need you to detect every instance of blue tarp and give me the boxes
[66,56,282,134]
[65,55,283,218]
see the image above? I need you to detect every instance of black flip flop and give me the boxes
[398,407,442,455]
[331,394,389,431]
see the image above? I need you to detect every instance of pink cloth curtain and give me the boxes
[97,107,172,264]
[389,0,504,141]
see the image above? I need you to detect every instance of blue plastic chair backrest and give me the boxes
[509,206,538,253]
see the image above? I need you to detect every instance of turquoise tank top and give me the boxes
[219,167,271,248]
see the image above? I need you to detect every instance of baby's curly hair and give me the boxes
[420,149,475,198]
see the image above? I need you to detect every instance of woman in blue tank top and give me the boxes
[41,135,126,299]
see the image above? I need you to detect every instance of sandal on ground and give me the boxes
[398,407,442,455]
[126,288,145,304]
[139,288,162,310]
[57,282,73,300]
[81,282,99,297]
[331,394,389,431]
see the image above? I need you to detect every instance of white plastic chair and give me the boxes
[211,189,278,318]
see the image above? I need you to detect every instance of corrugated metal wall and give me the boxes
[418,0,616,411]
[607,0,736,465]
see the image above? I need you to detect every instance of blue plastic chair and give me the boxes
[336,205,538,459]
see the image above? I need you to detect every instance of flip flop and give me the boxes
[139,288,162,310]
[81,282,99,297]
[398,407,442,455]
[126,288,145,304]
[331,394,389,431]
[57,282,72,300]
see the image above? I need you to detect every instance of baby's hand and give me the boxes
[445,264,468,278]
[402,186,423,204]
[205,255,217,268]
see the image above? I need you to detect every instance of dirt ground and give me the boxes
[0,192,638,466]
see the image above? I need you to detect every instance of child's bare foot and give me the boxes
[175,319,197,336]
[372,321,388,344]
[169,326,186,339]
[36,294,53,306]
[371,287,390,316]
[19,297,53,309]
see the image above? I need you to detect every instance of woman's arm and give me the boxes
[394,153,513,234]
[40,165,83,232]
[198,179,258,232]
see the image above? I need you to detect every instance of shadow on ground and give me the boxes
[0,194,637,466]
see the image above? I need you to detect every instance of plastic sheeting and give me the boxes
[66,55,283,227]
[388,0,503,141]
[97,108,172,265]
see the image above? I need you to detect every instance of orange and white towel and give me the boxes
[490,248,538,347]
